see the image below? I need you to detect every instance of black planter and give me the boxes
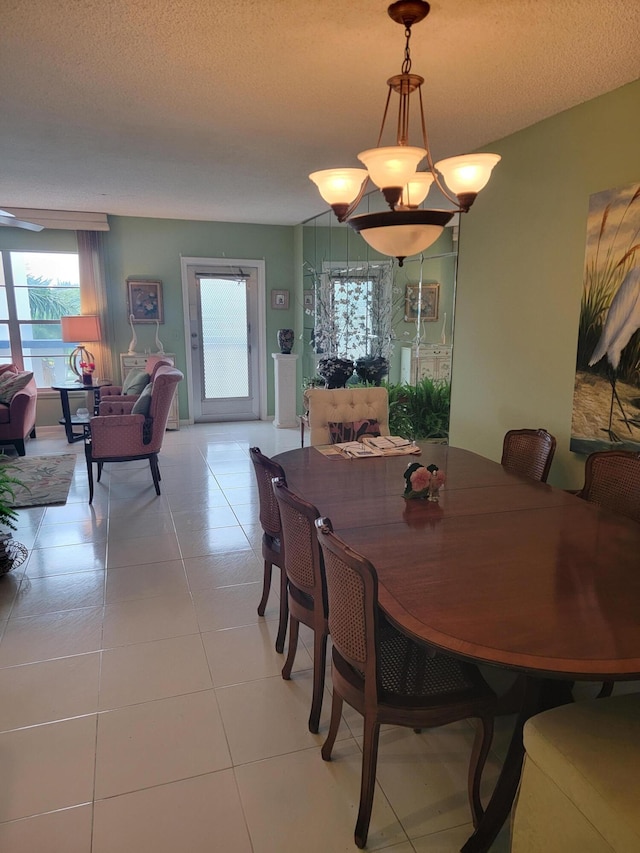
[355,356,389,386]
[318,357,354,389]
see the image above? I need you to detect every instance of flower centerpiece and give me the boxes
[403,462,446,501]
[79,360,95,386]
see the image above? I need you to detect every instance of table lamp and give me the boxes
[61,315,101,381]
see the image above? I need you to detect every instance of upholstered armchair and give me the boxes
[0,364,37,456]
[302,386,390,446]
[84,364,182,502]
[99,356,172,402]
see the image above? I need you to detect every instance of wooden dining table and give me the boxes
[273,443,640,853]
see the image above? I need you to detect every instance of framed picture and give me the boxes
[271,289,290,310]
[303,290,314,309]
[404,282,439,322]
[127,279,164,323]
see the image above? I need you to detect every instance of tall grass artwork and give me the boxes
[571,181,640,453]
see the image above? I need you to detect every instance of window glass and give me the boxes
[0,251,80,386]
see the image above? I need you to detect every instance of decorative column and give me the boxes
[272,353,299,429]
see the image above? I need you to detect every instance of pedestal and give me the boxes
[272,353,299,429]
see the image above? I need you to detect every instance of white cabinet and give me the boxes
[120,353,180,430]
[400,346,452,384]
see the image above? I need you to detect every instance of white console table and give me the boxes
[272,353,299,428]
[400,345,452,384]
[120,353,180,430]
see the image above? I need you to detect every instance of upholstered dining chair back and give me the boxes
[579,450,640,524]
[305,387,390,446]
[249,447,288,654]
[501,428,556,482]
[272,478,329,734]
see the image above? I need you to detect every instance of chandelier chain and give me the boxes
[401,25,412,74]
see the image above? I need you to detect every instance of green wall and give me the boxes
[103,216,295,418]
[450,78,640,489]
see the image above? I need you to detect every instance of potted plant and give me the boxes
[0,461,27,576]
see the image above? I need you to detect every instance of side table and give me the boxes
[51,383,110,444]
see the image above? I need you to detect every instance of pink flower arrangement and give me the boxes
[410,466,431,492]
[403,462,446,500]
[79,361,95,372]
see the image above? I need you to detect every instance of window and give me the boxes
[314,262,393,361]
[0,251,81,387]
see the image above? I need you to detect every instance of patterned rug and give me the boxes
[0,454,78,508]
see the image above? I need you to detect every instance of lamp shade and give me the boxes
[61,315,101,343]
[357,146,426,190]
[348,209,454,265]
[435,153,501,196]
[400,172,435,207]
[309,169,368,206]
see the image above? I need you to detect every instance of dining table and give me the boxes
[273,442,640,853]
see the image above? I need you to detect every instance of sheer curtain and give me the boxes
[77,230,111,381]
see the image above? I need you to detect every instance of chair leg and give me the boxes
[97,462,103,482]
[321,688,344,761]
[275,565,288,654]
[257,560,272,617]
[85,446,94,505]
[29,427,36,439]
[14,439,26,456]
[281,615,299,680]
[355,716,381,849]
[149,454,161,495]
[597,681,614,698]
[468,713,495,829]
[308,629,328,734]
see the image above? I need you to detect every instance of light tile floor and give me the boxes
[0,420,607,852]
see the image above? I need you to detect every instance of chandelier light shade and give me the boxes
[308,0,500,265]
[61,314,101,379]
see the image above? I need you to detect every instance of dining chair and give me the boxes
[578,450,640,524]
[315,518,497,849]
[249,448,289,654]
[501,428,557,482]
[85,365,182,503]
[576,449,640,700]
[302,386,390,447]
[272,478,328,734]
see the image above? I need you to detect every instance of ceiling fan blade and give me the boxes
[0,213,44,231]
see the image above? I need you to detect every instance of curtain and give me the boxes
[76,230,111,381]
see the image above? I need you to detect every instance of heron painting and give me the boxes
[571,182,640,454]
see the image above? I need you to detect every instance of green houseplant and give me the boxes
[0,461,27,575]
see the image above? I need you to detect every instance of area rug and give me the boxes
[0,454,77,508]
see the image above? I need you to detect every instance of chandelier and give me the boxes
[309,0,500,266]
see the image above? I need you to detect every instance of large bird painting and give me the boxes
[571,182,640,453]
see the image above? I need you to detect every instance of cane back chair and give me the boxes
[501,428,556,483]
[272,478,328,734]
[249,447,288,654]
[315,518,496,849]
[579,450,640,524]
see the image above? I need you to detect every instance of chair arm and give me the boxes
[100,385,124,396]
[89,413,147,456]
[7,387,37,435]
[98,400,136,416]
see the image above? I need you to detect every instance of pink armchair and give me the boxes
[84,365,182,503]
[99,356,172,402]
[0,364,37,456]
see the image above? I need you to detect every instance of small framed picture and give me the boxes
[303,290,314,309]
[271,289,290,310]
[404,282,439,322]
[128,279,164,323]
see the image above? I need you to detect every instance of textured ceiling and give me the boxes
[1,0,639,227]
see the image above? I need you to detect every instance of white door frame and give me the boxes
[180,256,267,423]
